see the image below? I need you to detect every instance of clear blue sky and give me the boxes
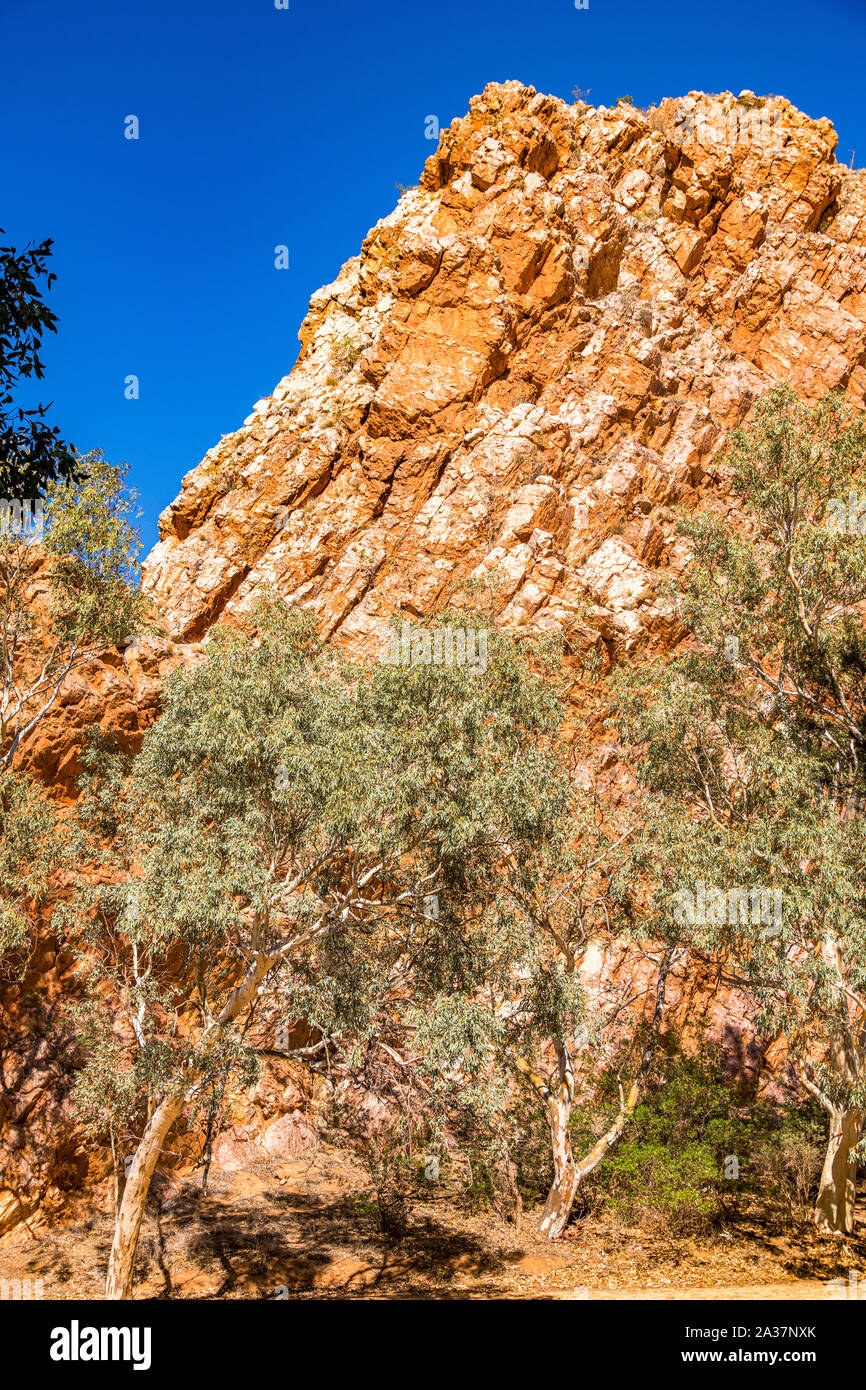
[3,0,865,553]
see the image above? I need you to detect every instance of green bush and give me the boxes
[569,1048,824,1233]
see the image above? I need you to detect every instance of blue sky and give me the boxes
[3,0,865,554]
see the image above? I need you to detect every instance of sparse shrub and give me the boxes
[360,1131,415,1240]
[212,461,243,492]
[510,1100,555,1209]
[750,1117,826,1222]
[329,333,364,380]
[375,1184,410,1239]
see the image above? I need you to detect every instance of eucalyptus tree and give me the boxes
[0,767,54,963]
[407,765,670,1239]
[69,602,390,1299]
[68,601,592,1298]
[261,615,668,1243]
[0,449,146,771]
[360,624,669,1240]
[612,385,866,1234]
[0,453,146,967]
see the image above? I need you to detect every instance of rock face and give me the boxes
[142,83,866,667]
[20,635,188,797]
[4,83,866,1235]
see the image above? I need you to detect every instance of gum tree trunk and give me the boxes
[106,1091,184,1300]
[539,1047,580,1238]
[533,949,672,1240]
[104,946,282,1299]
[814,1106,861,1235]
[802,981,864,1237]
[539,1067,638,1239]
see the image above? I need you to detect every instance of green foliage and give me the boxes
[571,1050,824,1232]
[67,598,590,1164]
[0,230,77,496]
[610,384,866,1122]
[43,451,148,647]
[398,620,639,1176]
[69,998,141,1142]
[508,1093,557,1205]
[0,451,145,972]
[0,769,54,970]
[330,333,364,374]
[1,451,152,770]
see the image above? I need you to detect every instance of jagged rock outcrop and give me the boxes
[141,83,865,669]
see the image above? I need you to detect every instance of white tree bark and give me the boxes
[535,949,672,1239]
[802,977,864,1237]
[539,1067,638,1238]
[104,947,278,1299]
[105,1092,184,1300]
[814,1106,861,1235]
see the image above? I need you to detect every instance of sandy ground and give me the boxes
[1,1145,863,1300]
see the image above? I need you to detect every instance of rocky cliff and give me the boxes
[21,81,866,785]
[142,82,865,669]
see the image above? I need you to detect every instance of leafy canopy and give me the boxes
[0,232,77,496]
[0,450,150,770]
[611,386,866,1111]
[66,601,580,1143]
